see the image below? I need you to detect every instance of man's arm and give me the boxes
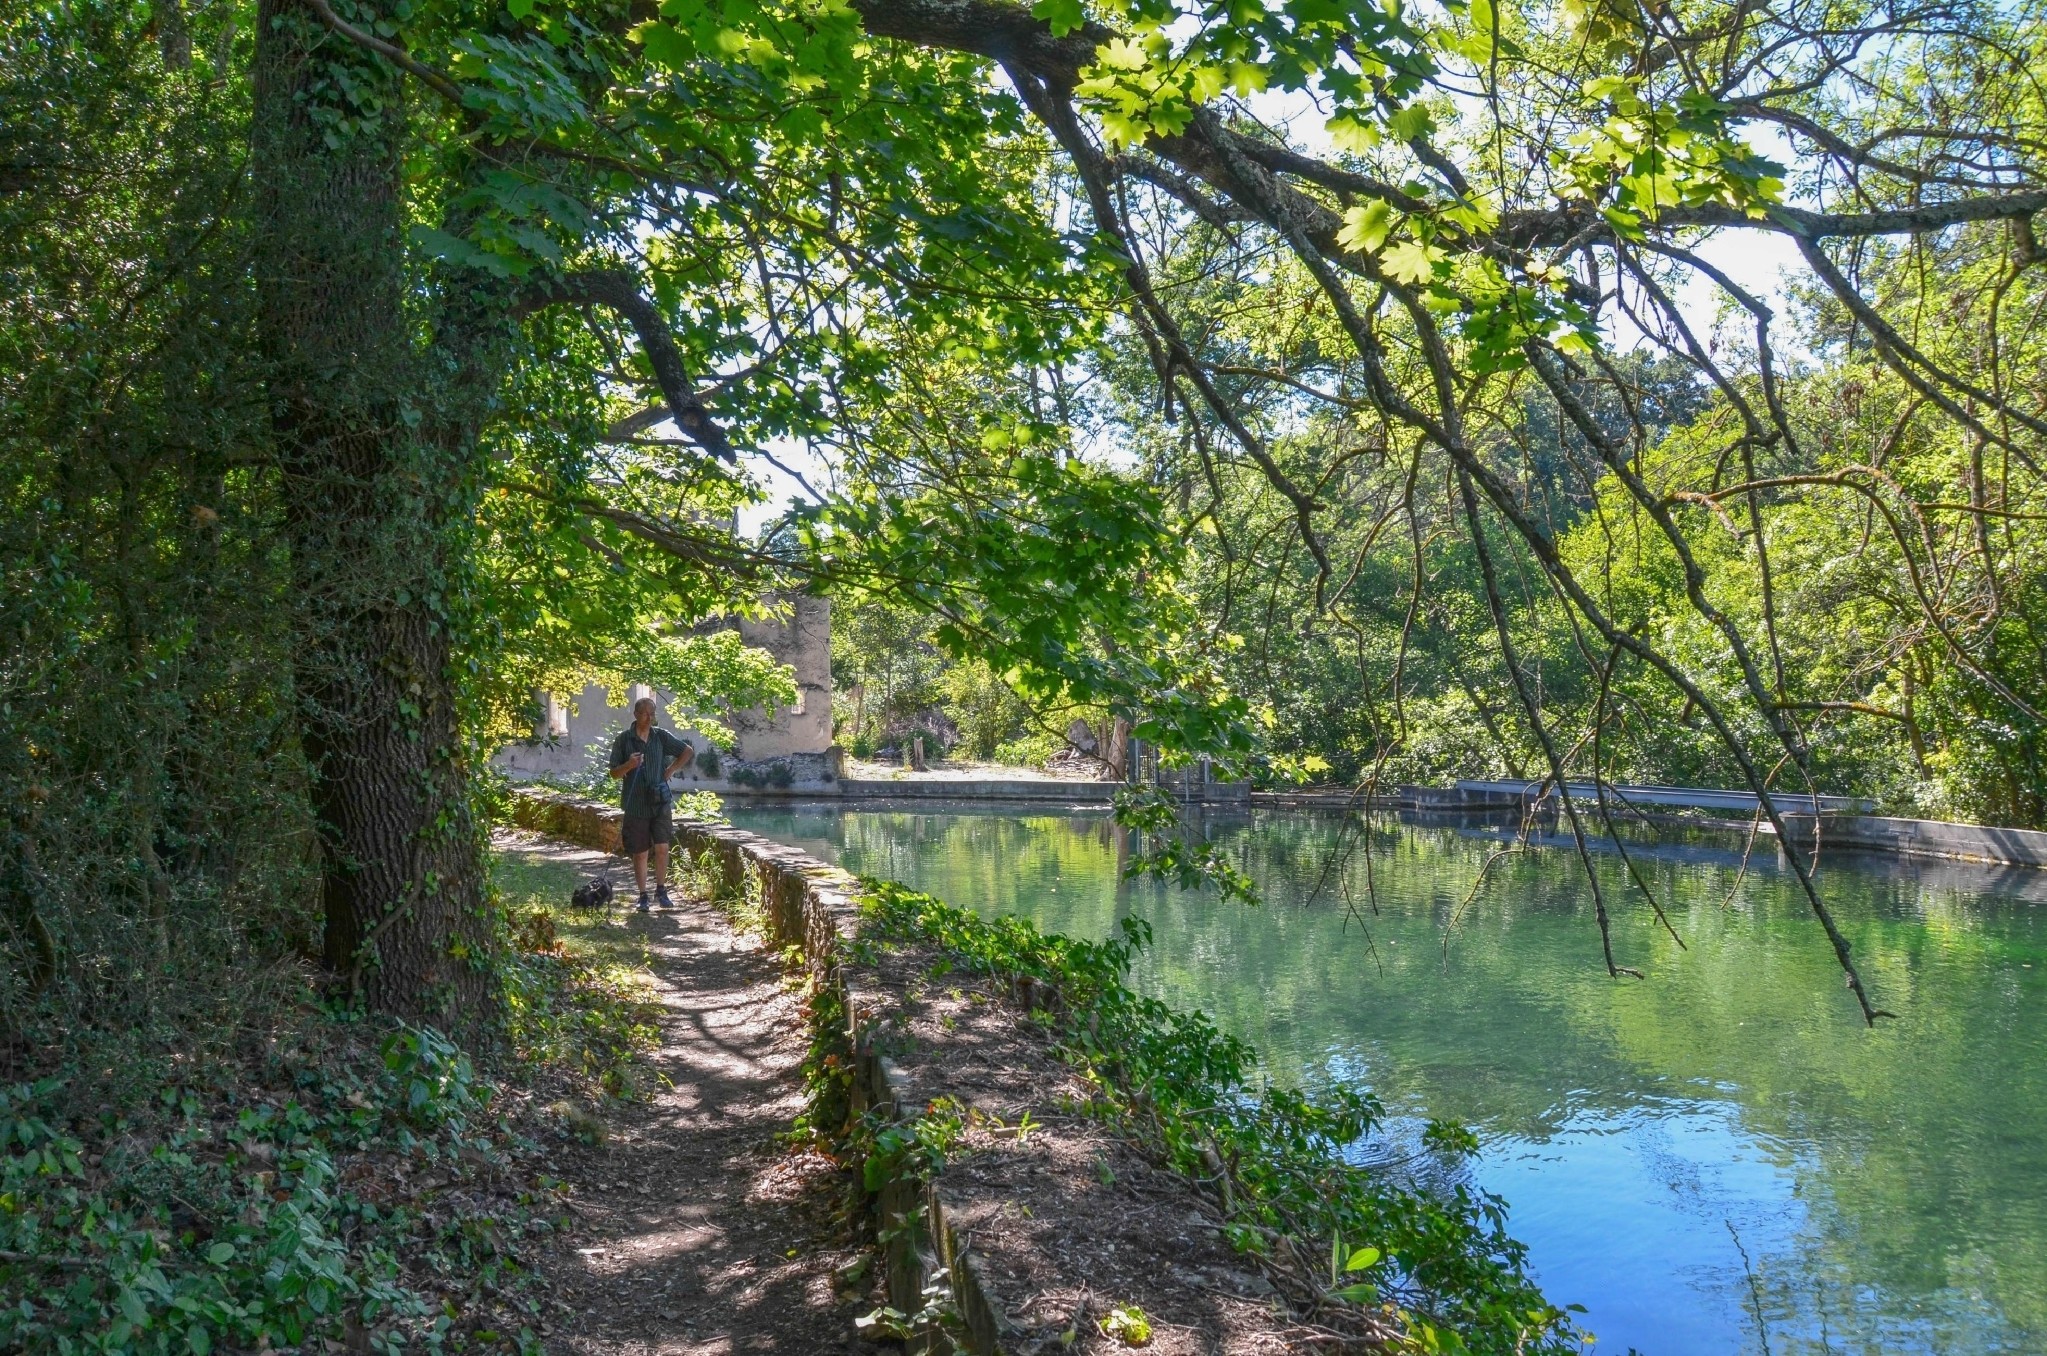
[609,736,642,779]
[663,738,695,779]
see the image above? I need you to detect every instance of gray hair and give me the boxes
[632,696,656,717]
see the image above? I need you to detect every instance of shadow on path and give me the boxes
[497,831,884,1355]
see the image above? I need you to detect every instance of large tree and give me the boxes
[232,0,1247,1020]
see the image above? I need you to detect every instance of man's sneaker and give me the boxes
[656,885,675,910]
[635,892,652,913]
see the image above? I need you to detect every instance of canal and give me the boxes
[729,803,2047,1355]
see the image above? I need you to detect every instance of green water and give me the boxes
[727,803,2047,1356]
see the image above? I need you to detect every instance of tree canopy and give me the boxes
[5,0,2044,1037]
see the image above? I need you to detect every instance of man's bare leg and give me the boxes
[631,850,650,897]
[651,841,671,893]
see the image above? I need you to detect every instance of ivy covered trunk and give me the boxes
[251,0,495,1025]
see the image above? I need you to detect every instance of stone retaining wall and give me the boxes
[838,777,1116,804]
[1246,788,2047,869]
[504,787,1014,1354]
[1773,813,2047,868]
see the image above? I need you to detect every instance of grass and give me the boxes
[491,850,655,973]
[490,848,666,1101]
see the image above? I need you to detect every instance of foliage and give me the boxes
[8,0,2044,1147]
[1099,1302,1153,1346]
[832,594,1099,766]
[813,450,1254,772]
[0,0,318,1063]
[855,879,1582,1353]
[1047,8,2047,841]
[0,1026,542,1356]
[857,1095,966,1194]
[1,0,1264,1034]
[1114,785,1260,904]
[831,597,948,755]
[0,843,670,1353]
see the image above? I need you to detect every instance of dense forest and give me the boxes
[3,0,2044,1348]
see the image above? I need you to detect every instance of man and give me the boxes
[608,696,695,912]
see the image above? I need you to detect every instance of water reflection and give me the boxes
[730,802,2047,1355]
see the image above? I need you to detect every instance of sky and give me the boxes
[728,84,1816,534]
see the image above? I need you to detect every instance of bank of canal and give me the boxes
[728,803,2047,1356]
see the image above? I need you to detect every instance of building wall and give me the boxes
[493,595,840,789]
[728,595,834,759]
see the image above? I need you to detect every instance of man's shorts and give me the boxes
[621,807,674,855]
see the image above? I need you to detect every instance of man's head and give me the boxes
[632,696,655,729]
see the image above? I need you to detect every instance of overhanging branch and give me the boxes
[299,0,464,105]
[526,269,737,463]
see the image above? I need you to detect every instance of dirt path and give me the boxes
[497,832,881,1355]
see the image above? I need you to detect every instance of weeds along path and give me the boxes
[494,831,884,1355]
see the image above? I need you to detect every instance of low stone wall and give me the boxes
[1253,784,1523,812]
[838,777,1115,804]
[504,787,1014,1354]
[1246,786,2047,869]
[1774,813,2047,868]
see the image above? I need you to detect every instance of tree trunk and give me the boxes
[1104,716,1131,781]
[252,0,494,1028]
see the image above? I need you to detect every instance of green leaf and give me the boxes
[1337,200,1395,254]
[506,0,535,17]
[1599,204,1646,241]
[1382,238,1442,285]
[407,226,515,278]
[1619,170,1683,212]
[1031,0,1086,36]
[632,20,694,68]
[206,1241,235,1264]
[1326,112,1379,153]
[1388,103,1434,141]
[1097,37,1149,71]
[1344,1245,1381,1271]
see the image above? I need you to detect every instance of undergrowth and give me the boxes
[852,877,1586,1356]
[0,848,665,1355]
[0,1022,549,1355]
